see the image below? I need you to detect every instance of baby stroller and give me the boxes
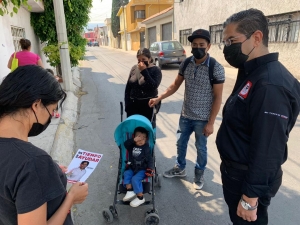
[102,102,162,225]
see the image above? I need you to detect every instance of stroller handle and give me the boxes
[120,102,123,122]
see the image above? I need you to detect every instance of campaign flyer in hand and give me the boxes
[66,149,103,183]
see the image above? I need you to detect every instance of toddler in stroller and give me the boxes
[123,126,154,207]
[102,112,161,225]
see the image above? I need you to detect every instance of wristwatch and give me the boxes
[240,197,258,211]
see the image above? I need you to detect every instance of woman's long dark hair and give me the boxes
[137,48,154,63]
[0,65,67,118]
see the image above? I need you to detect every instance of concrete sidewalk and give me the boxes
[29,67,81,166]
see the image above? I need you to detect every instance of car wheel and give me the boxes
[155,60,162,69]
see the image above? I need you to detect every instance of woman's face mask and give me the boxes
[28,104,52,137]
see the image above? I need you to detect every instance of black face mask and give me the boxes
[223,43,250,68]
[28,105,52,137]
[191,48,206,60]
[142,61,149,67]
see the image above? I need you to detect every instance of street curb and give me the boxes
[50,68,80,166]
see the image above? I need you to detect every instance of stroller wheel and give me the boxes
[102,209,114,223]
[145,208,158,217]
[109,205,119,219]
[157,174,162,187]
[145,213,160,225]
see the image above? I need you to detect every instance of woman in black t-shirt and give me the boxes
[124,48,162,127]
[0,65,88,225]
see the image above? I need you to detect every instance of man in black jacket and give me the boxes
[216,8,300,224]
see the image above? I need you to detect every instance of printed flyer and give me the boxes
[66,149,103,183]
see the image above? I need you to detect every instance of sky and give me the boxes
[89,0,113,23]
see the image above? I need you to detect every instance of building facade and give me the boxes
[118,0,174,51]
[174,0,300,78]
[0,1,49,80]
[142,6,173,48]
[105,18,119,48]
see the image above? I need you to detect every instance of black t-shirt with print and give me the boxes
[0,138,73,225]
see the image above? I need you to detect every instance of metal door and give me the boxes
[148,26,156,47]
[162,22,172,41]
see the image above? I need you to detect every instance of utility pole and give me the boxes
[53,0,74,92]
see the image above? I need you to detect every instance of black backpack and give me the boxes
[181,56,216,87]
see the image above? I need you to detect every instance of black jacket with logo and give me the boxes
[216,53,300,198]
[124,138,153,172]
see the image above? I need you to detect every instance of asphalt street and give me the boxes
[73,46,300,225]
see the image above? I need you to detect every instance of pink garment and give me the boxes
[11,51,41,66]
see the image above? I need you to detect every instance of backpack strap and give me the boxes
[181,56,193,76]
[208,57,216,87]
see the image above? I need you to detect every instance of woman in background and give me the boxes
[7,38,44,69]
[124,48,162,127]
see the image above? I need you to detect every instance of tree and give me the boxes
[111,0,129,38]
[0,0,30,16]
[31,0,92,68]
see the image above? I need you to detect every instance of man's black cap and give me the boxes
[188,29,211,43]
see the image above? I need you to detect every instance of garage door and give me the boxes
[148,26,156,47]
[162,22,172,41]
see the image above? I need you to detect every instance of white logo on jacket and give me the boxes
[132,147,142,157]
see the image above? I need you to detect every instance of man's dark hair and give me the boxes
[134,126,149,138]
[81,161,89,166]
[223,8,269,47]
[0,65,67,118]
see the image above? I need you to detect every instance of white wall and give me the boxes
[0,6,51,80]
[174,0,300,78]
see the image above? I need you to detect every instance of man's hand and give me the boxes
[203,123,214,137]
[237,195,258,222]
[149,97,160,108]
[145,168,154,177]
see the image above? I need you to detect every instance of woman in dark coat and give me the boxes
[125,48,162,127]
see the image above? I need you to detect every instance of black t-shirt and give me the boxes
[0,138,73,225]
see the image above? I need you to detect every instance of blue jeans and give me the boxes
[176,116,208,170]
[123,169,146,194]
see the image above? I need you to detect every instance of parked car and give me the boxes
[92,41,99,47]
[87,42,92,47]
[149,40,186,69]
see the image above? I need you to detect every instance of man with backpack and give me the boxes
[149,29,225,189]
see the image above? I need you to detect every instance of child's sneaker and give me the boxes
[130,196,145,207]
[123,191,136,201]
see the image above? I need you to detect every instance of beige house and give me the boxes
[104,18,119,48]
[142,6,173,48]
[174,0,300,78]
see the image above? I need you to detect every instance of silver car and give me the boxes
[149,41,186,69]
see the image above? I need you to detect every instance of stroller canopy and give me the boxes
[114,115,155,149]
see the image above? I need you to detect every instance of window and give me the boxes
[209,24,223,44]
[161,41,183,51]
[11,26,25,51]
[268,12,300,43]
[135,10,145,19]
[179,28,192,45]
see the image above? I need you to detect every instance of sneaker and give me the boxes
[130,196,145,207]
[163,165,187,178]
[193,168,204,190]
[123,191,136,201]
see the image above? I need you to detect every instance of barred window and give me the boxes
[135,10,145,19]
[209,24,223,44]
[268,12,300,43]
[11,26,25,51]
[179,28,192,45]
